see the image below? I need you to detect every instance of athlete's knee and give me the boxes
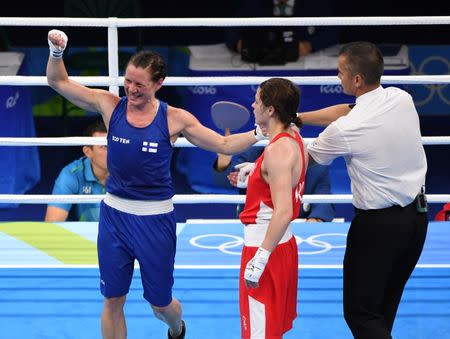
[103,295,126,312]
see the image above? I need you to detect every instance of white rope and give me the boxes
[0,137,107,146]
[1,136,449,147]
[1,75,449,87]
[0,194,449,204]
[0,16,449,27]
[0,137,259,147]
[119,17,450,27]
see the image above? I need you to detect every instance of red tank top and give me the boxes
[239,131,306,225]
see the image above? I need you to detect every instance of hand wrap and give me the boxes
[48,29,68,59]
[244,247,271,285]
[254,124,267,141]
[234,162,255,188]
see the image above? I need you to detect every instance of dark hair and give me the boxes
[338,41,384,86]
[84,117,106,137]
[127,50,167,82]
[259,77,302,128]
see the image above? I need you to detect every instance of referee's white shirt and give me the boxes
[307,86,427,210]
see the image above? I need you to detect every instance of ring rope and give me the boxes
[1,75,449,87]
[1,136,450,147]
[1,194,449,204]
[0,16,449,27]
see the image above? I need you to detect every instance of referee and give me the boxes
[300,41,428,338]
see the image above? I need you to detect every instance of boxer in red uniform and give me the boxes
[235,78,306,339]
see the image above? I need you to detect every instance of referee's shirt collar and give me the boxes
[354,85,383,108]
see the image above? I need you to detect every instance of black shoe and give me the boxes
[168,320,186,339]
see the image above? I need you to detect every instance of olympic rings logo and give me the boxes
[410,55,449,107]
[190,234,244,255]
[189,233,347,256]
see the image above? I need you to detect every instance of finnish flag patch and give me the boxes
[142,141,158,153]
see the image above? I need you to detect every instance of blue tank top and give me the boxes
[106,97,174,200]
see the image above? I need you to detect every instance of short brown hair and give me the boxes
[127,50,167,82]
[259,78,301,128]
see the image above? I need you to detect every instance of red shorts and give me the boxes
[239,236,298,339]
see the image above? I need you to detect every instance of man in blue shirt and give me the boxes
[45,118,108,222]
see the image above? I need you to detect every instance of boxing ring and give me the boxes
[0,220,449,338]
[0,15,450,338]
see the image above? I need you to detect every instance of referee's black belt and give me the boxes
[354,196,417,215]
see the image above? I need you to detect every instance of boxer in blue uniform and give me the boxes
[47,29,266,339]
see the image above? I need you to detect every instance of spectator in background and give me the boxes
[45,118,107,222]
[213,145,335,221]
[225,0,339,61]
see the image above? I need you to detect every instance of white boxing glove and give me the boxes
[48,29,68,59]
[254,124,268,141]
[235,162,255,188]
[244,247,271,288]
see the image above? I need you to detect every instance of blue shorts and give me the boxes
[98,201,176,307]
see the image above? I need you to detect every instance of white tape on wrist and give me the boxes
[254,124,267,141]
[244,247,271,284]
[48,29,68,59]
[235,162,255,189]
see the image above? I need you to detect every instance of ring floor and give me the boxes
[0,220,449,338]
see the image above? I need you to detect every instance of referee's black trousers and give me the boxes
[343,201,428,339]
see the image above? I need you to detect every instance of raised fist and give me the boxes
[48,29,68,58]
